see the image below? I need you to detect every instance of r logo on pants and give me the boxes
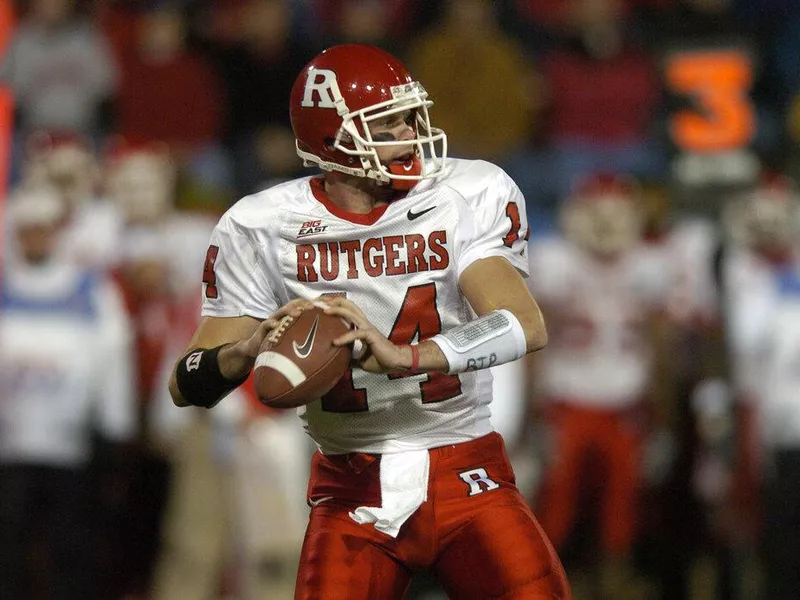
[458,468,500,496]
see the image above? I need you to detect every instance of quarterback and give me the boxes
[169,44,570,599]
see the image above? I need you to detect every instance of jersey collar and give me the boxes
[309,177,389,226]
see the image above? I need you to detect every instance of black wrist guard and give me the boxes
[175,345,248,408]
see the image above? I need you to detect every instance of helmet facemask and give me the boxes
[296,81,448,189]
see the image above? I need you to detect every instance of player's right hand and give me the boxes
[316,295,412,374]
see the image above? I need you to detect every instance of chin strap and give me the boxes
[387,155,422,191]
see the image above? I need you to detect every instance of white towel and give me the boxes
[349,449,430,538]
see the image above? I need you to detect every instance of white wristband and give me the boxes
[430,309,527,375]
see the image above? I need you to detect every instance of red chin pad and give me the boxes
[388,155,422,191]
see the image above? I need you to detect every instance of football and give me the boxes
[254,306,352,408]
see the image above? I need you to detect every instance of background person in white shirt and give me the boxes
[0,186,136,600]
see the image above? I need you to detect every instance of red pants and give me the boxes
[295,432,571,600]
[536,402,645,557]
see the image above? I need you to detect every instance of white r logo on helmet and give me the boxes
[301,68,342,109]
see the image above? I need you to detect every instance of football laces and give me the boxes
[266,315,294,345]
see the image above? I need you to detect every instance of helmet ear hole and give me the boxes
[323,137,336,151]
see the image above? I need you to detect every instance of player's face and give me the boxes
[367,109,417,167]
[107,155,173,224]
[747,196,798,250]
[565,196,642,257]
[17,222,62,264]
[45,145,98,208]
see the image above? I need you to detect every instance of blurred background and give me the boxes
[2,0,800,599]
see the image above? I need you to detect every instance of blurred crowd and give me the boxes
[2,0,800,599]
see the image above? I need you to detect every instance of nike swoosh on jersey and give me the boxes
[292,314,320,359]
[407,206,437,220]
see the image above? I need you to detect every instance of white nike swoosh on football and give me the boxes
[293,315,320,359]
[308,496,334,507]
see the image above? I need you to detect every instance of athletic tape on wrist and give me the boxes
[430,309,527,374]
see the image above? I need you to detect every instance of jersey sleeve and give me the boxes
[454,164,530,278]
[201,214,279,319]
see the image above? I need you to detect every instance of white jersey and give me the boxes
[0,260,136,466]
[528,237,666,408]
[201,159,530,454]
[723,247,800,448]
[639,217,720,328]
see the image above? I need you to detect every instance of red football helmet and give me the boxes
[289,44,447,188]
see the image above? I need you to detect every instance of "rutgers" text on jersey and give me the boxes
[297,231,450,281]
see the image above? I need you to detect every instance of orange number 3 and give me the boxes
[666,49,755,153]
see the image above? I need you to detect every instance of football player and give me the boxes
[528,173,671,597]
[168,44,570,599]
[720,173,800,597]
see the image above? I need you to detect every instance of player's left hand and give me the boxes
[316,296,412,374]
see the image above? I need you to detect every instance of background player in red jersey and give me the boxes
[169,44,571,599]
